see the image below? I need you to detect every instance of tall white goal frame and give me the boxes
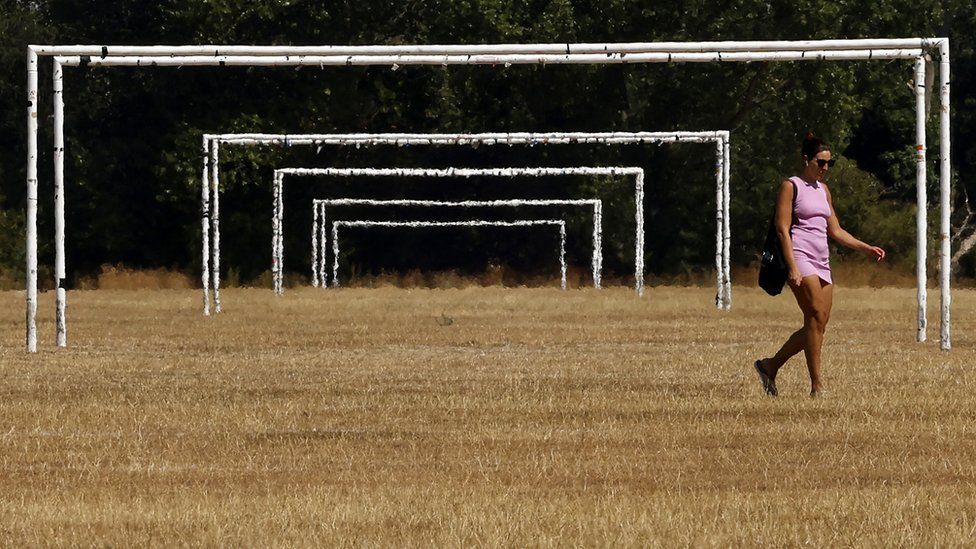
[311,198,603,289]
[331,219,567,290]
[26,38,951,352]
[214,132,729,313]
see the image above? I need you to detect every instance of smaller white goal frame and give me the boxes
[331,219,567,290]
[273,166,645,295]
[312,198,602,289]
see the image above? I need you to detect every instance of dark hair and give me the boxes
[801,132,830,160]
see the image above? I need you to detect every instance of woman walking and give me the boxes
[754,133,886,397]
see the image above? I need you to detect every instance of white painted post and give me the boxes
[210,142,221,312]
[635,170,645,296]
[714,140,724,308]
[276,171,285,294]
[634,170,644,297]
[312,196,320,287]
[592,201,602,288]
[272,171,281,294]
[559,221,567,290]
[319,202,328,288]
[201,136,211,315]
[722,133,732,310]
[331,222,340,288]
[915,56,928,342]
[53,58,67,347]
[26,47,38,353]
[278,171,285,294]
[939,40,951,351]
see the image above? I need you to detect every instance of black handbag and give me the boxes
[758,181,797,296]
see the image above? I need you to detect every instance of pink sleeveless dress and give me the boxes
[790,176,832,284]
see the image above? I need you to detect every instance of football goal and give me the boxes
[210,132,730,315]
[311,198,602,289]
[330,219,568,289]
[26,39,949,352]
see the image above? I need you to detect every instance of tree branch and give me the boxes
[950,185,976,271]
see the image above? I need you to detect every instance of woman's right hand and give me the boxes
[787,267,803,288]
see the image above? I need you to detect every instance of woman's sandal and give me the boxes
[754,359,778,397]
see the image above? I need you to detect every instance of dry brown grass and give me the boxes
[1,285,975,546]
[77,264,195,290]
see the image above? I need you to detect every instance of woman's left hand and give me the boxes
[866,245,886,262]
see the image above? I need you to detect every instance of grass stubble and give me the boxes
[0,285,975,546]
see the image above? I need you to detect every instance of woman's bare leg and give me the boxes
[802,280,831,394]
[761,276,833,394]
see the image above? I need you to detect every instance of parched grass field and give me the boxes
[1,285,975,545]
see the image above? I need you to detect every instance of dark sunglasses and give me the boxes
[814,158,836,168]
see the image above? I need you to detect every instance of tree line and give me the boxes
[0,0,974,287]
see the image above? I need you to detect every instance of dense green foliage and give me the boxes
[1,0,974,285]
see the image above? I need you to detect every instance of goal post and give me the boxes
[330,219,567,290]
[311,198,602,289]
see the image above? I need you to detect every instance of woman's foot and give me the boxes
[754,359,777,396]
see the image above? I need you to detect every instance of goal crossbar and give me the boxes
[56,49,924,67]
[29,38,942,56]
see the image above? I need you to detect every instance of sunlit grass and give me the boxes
[0,285,973,545]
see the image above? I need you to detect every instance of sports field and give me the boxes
[1,285,974,545]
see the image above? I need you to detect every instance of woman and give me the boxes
[754,133,886,397]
